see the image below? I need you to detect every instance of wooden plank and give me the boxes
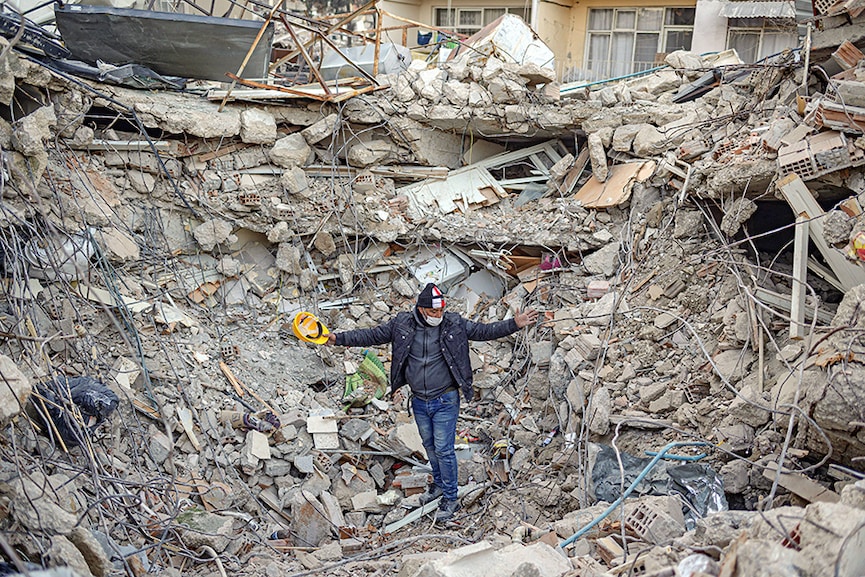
[574,161,656,208]
[791,215,809,339]
[753,287,834,325]
[133,395,161,420]
[283,18,331,96]
[763,461,840,503]
[219,361,245,397]
[259,487,294,524]
[218,0,283,112]
[176,407,201,451]
[211,74,385,103]
[560,147,589,195]
[777,173,865,292]
[269,0,378,72]
[220,361,276,412]
[807,257,845,292]
[195,142,250,163]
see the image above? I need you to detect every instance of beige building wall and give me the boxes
[562,0,695,77]
[379,0,423,46]
[383,0,697,79]
[535,1,573,79]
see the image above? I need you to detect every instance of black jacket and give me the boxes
[335,310,520,402]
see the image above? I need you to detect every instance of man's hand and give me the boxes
[514,308,539,328]
[325,333,336,345]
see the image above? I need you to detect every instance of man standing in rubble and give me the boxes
[327,282,538,522]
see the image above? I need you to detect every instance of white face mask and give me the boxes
[424,313,443,326]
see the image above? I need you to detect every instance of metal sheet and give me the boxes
[320,43,411,81]
[55,5,273,82]
[719,1,796,18]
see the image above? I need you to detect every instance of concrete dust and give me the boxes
[0,14,864,577]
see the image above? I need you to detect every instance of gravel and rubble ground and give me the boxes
[1,11,865,577]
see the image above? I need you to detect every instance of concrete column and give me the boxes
[692,0,728,55]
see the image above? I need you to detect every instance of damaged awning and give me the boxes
[719,1,797,18]
[54,5,273,82]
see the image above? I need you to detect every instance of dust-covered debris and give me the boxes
[0,5,863,577]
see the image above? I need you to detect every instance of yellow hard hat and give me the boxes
[292,311,330,344]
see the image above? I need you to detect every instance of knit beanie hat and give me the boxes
[417,282,445,309]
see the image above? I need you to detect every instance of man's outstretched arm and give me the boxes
[465,308,538,340]
[514,308,539,328]
[326,318,396,347]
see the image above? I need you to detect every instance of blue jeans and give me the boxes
[412,389,460,500]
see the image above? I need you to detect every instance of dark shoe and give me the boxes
[435,498,461,521]
[419,484,444,505]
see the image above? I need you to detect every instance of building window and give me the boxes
[727,18,797,63]
[434,6,532,36]
[585,7,694,80]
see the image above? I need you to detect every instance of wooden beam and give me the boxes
[176,407,201,451]
[373,8,382,76]
[791,215,809,339]
[777,173,865,292]
[753,287,834,325]
[269,0,378,73]
[378,8,469,40]
[219,361,245,397]
[218,0,283,112]
[281,17,331,96]
[763,461,840,503]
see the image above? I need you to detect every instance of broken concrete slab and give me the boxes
[245,430,271,461]
[68,527,112,577]
[582,242,620,277]
[404,540,570,577]
[175,508,234,553]
[269,133,311,168]
[301,113,339,145]
[12,104,56,156]
[95,227,141,263]
[290,490,332,547]
[240,108,277,144]
[0,355,31,423]
[45,535,93,577]
[10,474,78,535]
[193,219,235,251]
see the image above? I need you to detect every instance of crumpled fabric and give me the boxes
[343,350,388,409]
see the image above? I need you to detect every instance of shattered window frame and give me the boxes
[433,5,533,36]
[726,17,798,63]
[585,6,694,79]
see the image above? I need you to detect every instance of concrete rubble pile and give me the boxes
[0,9,865,577]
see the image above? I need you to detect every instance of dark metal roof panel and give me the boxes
[720,1,797,18]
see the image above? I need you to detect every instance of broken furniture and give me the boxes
[399,140,571,217]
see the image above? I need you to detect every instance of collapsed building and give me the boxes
[0,2,864,577]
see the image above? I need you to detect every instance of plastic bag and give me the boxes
[592,445,671,502]
[677,553,719,577]
[591,444,728,528]
[667,463,729,528]
[33,375,119,447]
